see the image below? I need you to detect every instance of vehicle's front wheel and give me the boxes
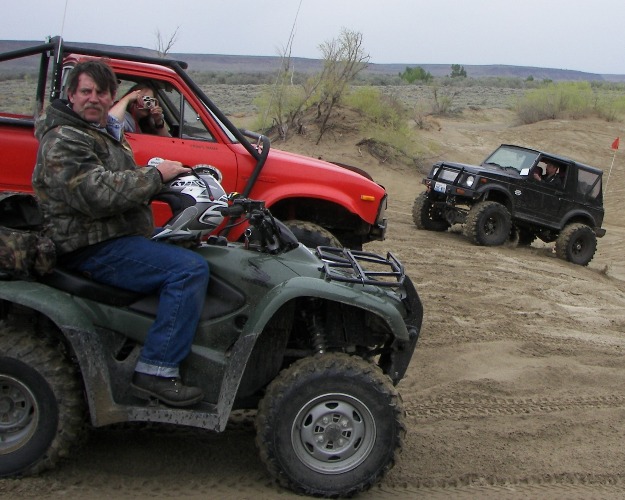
[465,201,511,246]
[412,191,450,231]
[283,220,341,248]
[255,353,405,497]
[0,327,85,477]
[555,223,597,266]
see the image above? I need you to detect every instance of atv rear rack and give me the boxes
[316,247,405,287]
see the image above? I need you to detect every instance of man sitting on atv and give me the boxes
[32,60,209,407]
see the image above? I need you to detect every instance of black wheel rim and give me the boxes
[291,393,376,474]
[571,235,591,259]
[483,214,502,236]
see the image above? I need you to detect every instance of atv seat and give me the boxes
[41,267,144,306]
[40,266,247,320]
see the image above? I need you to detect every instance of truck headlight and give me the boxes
[461,175,475,187]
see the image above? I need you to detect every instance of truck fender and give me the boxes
[558,208,601,231]
[477,185,513,209]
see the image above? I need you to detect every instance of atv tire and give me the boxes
[255,353,404,498]
[465,201,511,246]
[412,192,450,231]
[555,223,597,266]
[283,220,341,248]
[0,327,86,477]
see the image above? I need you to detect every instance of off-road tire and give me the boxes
[0,327,86,477]
[412,192,450,231]
[465,201,511,246]
[255,353,405,498]
[555,223,597,266]
[283,220,341,248]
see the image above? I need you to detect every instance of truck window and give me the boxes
[0,79,37,117]
[0,54,43,118]
[180,97,215,141]
[578,168,602,200]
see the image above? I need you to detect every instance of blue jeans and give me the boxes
[66,236,209,378]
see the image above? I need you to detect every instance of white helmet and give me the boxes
[152,163,228,240]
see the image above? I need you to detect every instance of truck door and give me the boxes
[515,160,568,226]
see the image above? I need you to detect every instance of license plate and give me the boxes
[434,182,447,193]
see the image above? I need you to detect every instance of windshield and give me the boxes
[483,146,539,173]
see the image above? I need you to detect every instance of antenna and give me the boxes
[260,0,303,133]
[60,0,70,38]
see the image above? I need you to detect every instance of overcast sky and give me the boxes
[3,0,624,75]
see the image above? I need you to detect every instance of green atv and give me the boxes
[0,193,423,497]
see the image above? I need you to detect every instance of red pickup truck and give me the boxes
[0,37,387,248]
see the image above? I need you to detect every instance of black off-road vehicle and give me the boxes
[413,144,605,266]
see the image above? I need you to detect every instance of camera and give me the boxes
[138,96,158,110]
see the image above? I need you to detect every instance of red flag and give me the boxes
[611,137,620,150]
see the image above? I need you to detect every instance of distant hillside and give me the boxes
[1,39,623,82]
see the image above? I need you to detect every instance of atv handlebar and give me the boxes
[216,198,265,218]
[216,197,298,254]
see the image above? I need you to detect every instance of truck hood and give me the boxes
[436,160,521,179]
[268,147,379,185]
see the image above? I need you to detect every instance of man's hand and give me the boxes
[156,160,189,182]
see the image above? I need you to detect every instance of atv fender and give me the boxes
[241,276,412,342]
[0,280,95,332]
[0,280,136,426]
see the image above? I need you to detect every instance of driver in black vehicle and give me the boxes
[533,160,562,188]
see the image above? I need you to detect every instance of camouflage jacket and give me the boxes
[33,99,162,255]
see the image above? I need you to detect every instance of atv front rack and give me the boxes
[316,247,405,287]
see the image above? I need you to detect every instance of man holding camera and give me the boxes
[110,83,170,137]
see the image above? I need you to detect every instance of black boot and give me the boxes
[131,372,203,407]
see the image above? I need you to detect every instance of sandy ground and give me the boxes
[3,109,625,499]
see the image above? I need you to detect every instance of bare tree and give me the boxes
[315,29,369,144]
[155,27,180,58]
[266,46,325,140]
[259,28,368,142]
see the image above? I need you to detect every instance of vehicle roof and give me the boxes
[63,53,179,79]
[0,36,189,70]
[498,144,603,174]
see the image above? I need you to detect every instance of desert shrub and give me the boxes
[430,85,461,116]
[590,81,625,92]
[515,81,594,123]
[252,83,310,135]
[436,76,533,89]
[344,86,407,130]
[190,71,309,86]
[594,94,625,122]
